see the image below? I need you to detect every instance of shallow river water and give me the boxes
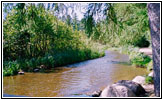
[3,51,148,97]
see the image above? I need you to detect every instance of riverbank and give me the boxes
[3,51,148,97]
[3,47,105,76]
[89,46,154,97]
[108,45,153,70]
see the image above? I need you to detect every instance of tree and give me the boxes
[73,13,78,30]
[147,3,160,97]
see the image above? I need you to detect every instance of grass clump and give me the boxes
[130,53,151,67]
[145,76,154,84]
[3,61,20,76]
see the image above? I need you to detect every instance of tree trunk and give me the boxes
[147,3,160,97]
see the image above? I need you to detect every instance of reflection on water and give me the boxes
[3,51,148,97]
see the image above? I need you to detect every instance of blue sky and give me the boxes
[3,3,88,20]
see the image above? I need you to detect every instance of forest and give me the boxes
[3,3,160,97]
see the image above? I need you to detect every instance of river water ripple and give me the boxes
[3,51,148,97]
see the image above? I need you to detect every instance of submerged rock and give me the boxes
[100,84,136,97]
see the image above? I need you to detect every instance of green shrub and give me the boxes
[3,61,20,76]
[147,60,153,71]
[130,54,151,67]
[145,76,153,84]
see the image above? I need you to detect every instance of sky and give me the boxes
[70,3,88,20]
[58,3,88,20]
[43,3,88,20]
[3,3,88,21]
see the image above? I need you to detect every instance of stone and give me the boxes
[100,84,136,97]
[150,93,155,97]
[148,71,154,77]
[40,65,47,69]
[117,80,146,96]
[132,76,145,84]
[18,71,24,75]
[92,90,102,97]
[33,68,39,72]
[142,84,154,93]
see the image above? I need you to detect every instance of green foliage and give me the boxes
[145,76,153,84]
[3,61,20,76]
[130,54,151,67]
[3,3,104,76]
[84,3,150,47]
[83,15,95,37]
[147,60,153,71]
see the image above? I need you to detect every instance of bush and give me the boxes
[145,76,153,84]
[147,60,153,71]
[134,35,150,47]
[130,54,151,67]
[3,61,20,76]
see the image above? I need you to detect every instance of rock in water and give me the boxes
[132,76,145,84]
[148,71,154,77]
[33,69,39,72]
[40,65,47,69]
[18,69,24,75]
[117,80,146,96]
[92,90,102,97]
[100,84,136,97]
[18,71,24,75]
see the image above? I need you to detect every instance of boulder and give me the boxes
[148,71,154,77]
[18,71,24,75]
[142,84,154,93]
[92,90,102,97]
[100,84,136,97]
[132,76,145,84]
[117,80,146,96]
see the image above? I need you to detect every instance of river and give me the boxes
[3,51,148,97]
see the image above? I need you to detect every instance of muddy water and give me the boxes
[3,51,148,97]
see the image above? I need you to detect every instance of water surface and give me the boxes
[3,51,148,97]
